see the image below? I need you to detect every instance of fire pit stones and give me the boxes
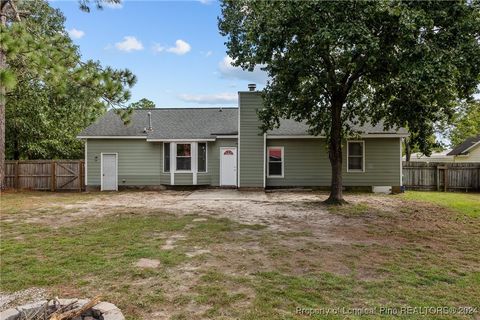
[0,299,124,320]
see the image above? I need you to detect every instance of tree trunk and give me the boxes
[0,7,6,190]
[325,97,347,205]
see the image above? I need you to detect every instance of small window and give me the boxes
[164,143,170,173]
[176,143,192,171]
[268,147,284,177]
[198,142,207,172]
[348,141,364,172]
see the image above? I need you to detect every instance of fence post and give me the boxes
[51,161,56,191]
[78,160,83,192]
[444,167,448,192]
[15,161,20,189]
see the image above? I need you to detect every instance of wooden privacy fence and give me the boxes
[403,161,480,191]
[4,160,85,191]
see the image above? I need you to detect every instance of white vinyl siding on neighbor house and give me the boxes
[267,146,284,178]
[347,141,365,172]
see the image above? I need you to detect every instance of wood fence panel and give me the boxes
[403,162,480,191]
[4,160,85,191]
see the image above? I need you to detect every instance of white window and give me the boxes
[347,141,365,172]
[267,146,284,178]
[176,143,192,171]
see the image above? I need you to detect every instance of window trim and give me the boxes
[197,142,208,174]
[347,140,365,173]
[163,142,171,173]
[175,143,193,173]
[267,146,284,178]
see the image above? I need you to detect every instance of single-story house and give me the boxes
[404,135,480,163]
[77,86,408,191]
[446,135,480,162]
[404,150,456,163]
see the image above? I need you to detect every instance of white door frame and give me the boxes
[220,147,237,187]
[101,152,118,191]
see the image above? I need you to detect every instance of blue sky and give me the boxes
[50,0,267,108]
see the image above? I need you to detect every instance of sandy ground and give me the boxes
[16,189,402,232]
[4,189,472,319]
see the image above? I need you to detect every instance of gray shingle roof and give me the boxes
[447,135,480,155]
[269,118,407,136]
[78,108,238,139]
[78,108,407,139]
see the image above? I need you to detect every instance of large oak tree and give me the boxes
[219,0,480,204]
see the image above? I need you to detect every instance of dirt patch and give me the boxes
[2,190,479,319]
[135,258,160,269]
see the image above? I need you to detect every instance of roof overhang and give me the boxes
[76,136,147,139]
[146,138,216,142]
[462,141,480,154]
[266,133,409,139]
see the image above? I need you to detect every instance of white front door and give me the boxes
[220,147,237,186]
[102,153,117,191]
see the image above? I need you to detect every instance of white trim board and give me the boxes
[267,134,408,139]
[147,138,215,142]
[85,140,88,186]
[463,141,480,153]
[216,135,238,139]
[399,138,403,186]
[77,136,146,139]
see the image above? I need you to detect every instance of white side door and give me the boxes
[101,153,117,191]
[220,147,237,186]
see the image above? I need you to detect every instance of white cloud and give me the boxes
[152,43,165,53]
[177,93,237,105]
[103,1,123,9]
[115,36,143,52]
[67,28,85,39]
[152,40,191,55]
[202,50,213,57]
[218,56,268,85]
[166,39,191,55]
[197,0,214,4]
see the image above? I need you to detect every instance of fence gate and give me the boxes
[4,160,85,191]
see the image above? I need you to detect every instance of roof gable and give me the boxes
[447,135,480,155]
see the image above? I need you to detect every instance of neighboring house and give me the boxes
[446,135,480,162]
[77,86,407,191]
[404,135,480,163]
[404,150,455,163]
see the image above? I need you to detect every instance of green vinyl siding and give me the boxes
[239,92,264,187]
[344,138,401,186]
[197,174,211,185]
[266,138,401,187]
[175,173,193,185]
[87,139,161,186]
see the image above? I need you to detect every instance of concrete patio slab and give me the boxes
[185,189,268,201]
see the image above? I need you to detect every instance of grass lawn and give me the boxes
[403,191,480,218]
[1,190,479,319]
